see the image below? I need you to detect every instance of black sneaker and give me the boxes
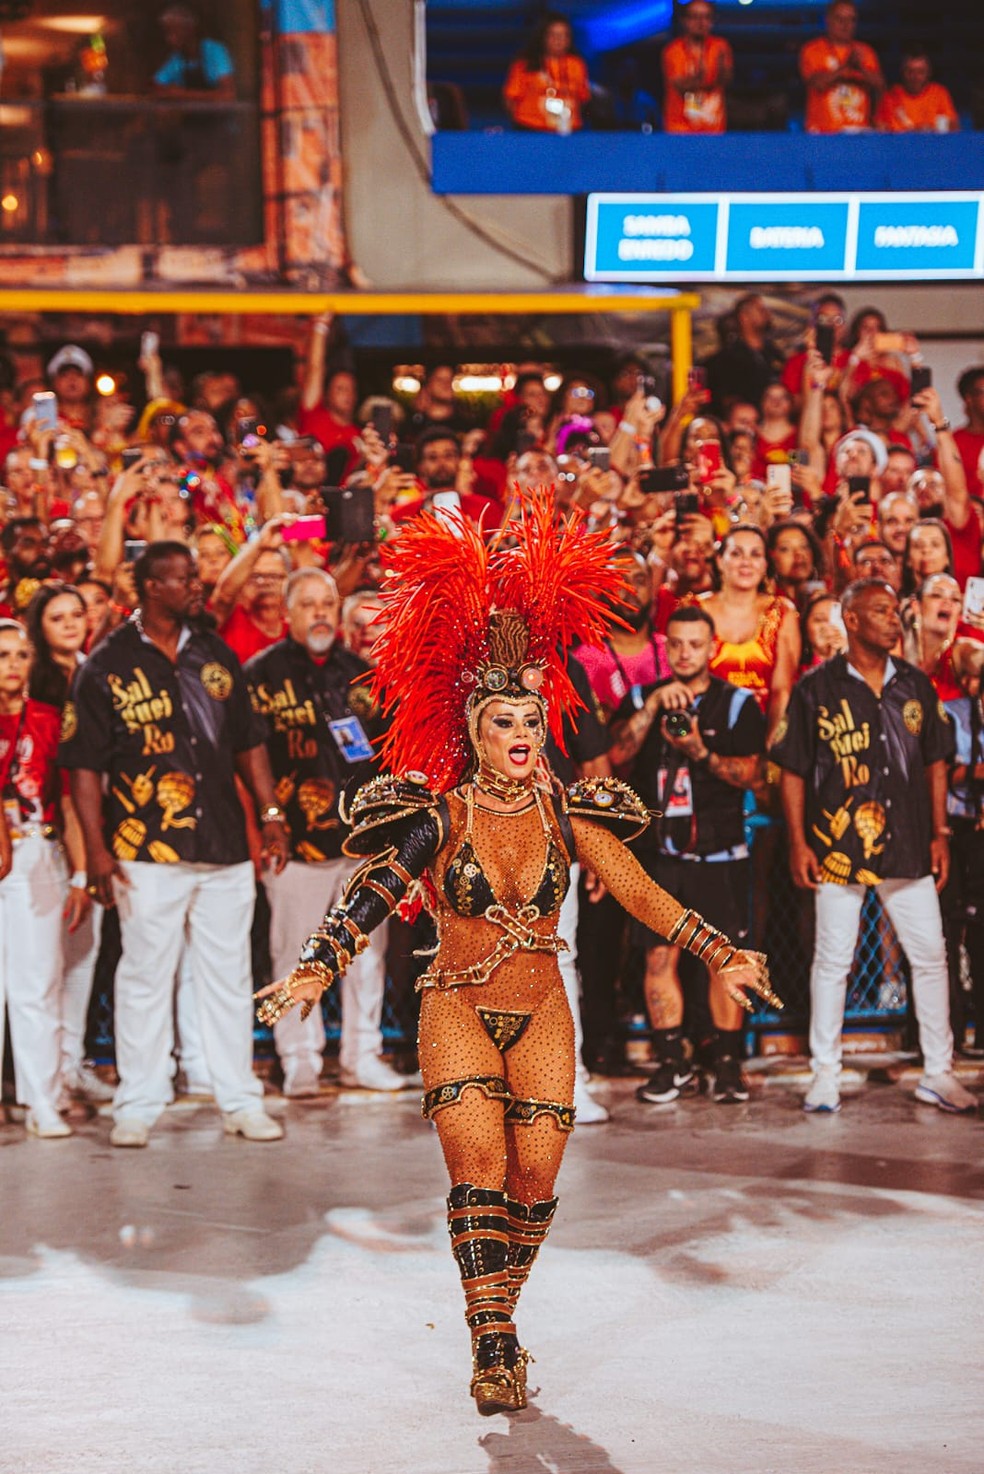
[636,1060,696,1104]
[712,1057,750,1104]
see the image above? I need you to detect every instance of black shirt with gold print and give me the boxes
[59,619,265,865]
[245,637,381,862]
[770,654,953,885]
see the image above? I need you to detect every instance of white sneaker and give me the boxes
[339,1058,410,1092]
[573,1086,609,1124]
[803,1071,841,1114]
[110,1118,150,1148]
[222,1109,284,1141]
[26,1109,73,1139]
[282,1062,322,1098]
[63,1064,115,1103]
[914,1073,978,1115]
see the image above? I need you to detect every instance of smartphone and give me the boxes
[873,332,908,355]
[392,442,416,473]
[816,323,836,365]
[281,514,327,542]
[322,485,376,544]
[140,330,159,359]
[674,490,701,519]
[640,375,662,413]
[828,602,846,638]
[687,366,707,390]
[963,577,984,621]
[587,445,611,473]
[910,365,932,398]
[236,416,259,447]
[695,442,722,483]
[124,539,147,563]
[121,447,143,472]
[847,475,872,503]
[766,463,792,496]
[370,403,394,443]
[32,390,58,433]
[639,464,688,494]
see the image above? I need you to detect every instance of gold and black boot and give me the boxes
[447,1183,528,1414]
[505,1195,558,1311]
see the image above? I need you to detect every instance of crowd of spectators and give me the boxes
[496,2,962,135]
[1,291,983,1142]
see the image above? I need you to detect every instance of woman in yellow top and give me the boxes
[256,495,777,1417]
[503,12,590,133]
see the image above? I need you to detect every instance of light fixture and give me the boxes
[393,375,421,394]
[1,194,19,213]
[95,373,117,396]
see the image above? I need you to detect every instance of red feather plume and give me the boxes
[490,490,629,753]
[370,489,628,790]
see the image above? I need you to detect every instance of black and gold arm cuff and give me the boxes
[298,806,444,976]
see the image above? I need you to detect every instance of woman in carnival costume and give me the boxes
[256,491,779,1415]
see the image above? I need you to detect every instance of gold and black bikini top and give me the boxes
[443,785,570,920]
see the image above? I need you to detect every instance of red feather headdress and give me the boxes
[370,488,628,790]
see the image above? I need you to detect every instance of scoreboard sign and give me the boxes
[584,192,984,282]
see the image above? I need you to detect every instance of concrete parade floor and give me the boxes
[2,1067,983,1474]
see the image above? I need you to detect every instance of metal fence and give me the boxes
[88,817,917,1063]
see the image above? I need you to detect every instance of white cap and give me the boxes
[47,344,94,379]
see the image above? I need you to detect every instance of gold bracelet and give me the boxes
[338,914,371,954]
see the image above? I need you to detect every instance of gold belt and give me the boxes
[416,903,568,992]
[6,822,57,843]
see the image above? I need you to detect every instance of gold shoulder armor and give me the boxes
[341,771,442,857]
[565,776,652,842]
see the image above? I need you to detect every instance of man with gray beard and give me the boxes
[246,568,411,1094]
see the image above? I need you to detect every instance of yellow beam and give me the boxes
[670,302,694,404]
[0,288,700,317]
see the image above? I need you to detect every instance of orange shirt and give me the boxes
[503,55,590,132]
[876,83,959,133]
[661,35,732,134]
[800,37,881,133]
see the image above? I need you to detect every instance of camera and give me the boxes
[663,706,695,740]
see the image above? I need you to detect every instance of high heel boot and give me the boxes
[447,1183,528,1414]
[505,1195,558,1312]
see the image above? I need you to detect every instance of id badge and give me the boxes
[328,716,373,763]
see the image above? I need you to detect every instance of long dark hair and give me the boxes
[900,518,954,600]
[25,580,86,709]
[520,11,577,70]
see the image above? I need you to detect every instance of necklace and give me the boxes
[473,764,535,803]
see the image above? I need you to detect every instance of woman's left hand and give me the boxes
[715,949,782,1013]
[64,883,93,934]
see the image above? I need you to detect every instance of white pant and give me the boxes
[265,859,388,1077]
[556,861,590,1087]
[113,860,262,1125]
[810,875,953,1077]
[0,834,66,1116]
[173,946,211,1091]
[60,900,103,1081]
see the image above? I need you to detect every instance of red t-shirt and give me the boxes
[781,347,852,398]
[218,606,287,665]
[0,699,62,826]
[297,405,361,466]
[943,504,984,589]
[752,430,799,481]
[953,428,984,499]
[391,491,503,529]
[652,584,681,634]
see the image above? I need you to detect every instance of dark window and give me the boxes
[0,1,262,246]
